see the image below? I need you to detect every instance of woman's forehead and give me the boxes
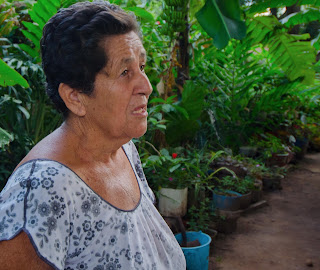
[102,32,146,71]
[104,32,145,57]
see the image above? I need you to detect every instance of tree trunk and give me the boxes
[176,5,190,94]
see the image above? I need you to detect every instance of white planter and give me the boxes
[158,187,188,217]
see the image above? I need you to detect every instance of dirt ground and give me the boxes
[209,153,320,270]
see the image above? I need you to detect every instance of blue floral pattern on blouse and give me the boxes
[0,141,186,270]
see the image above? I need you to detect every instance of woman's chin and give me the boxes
[130,123,148,139]
[133,127,147,138]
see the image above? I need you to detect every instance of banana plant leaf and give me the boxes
[196,0,246,49]
[0,59,29,88]
[124,7,154,23]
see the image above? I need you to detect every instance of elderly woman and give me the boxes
[0,2,186,269]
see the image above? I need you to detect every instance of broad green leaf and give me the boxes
[0,127,14,149]
[124,7,154,23]
[196,0,246,49]
[0,59,29,88]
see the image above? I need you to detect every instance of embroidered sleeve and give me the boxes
[0,161,72,270]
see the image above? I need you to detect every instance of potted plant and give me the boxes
[255,133,293,166]
[213,175,255,210]
[144,148,190,217]
[184,149,228,209]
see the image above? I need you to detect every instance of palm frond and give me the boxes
[280,8,320,28]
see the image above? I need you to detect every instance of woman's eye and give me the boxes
[140,65,145,72]
[121,70,128,76]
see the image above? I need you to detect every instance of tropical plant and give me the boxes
[187,197,214,231]
[143,148,191,190]
[215,175,255,194]
[0,2,29,88]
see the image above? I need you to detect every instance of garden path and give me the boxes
[209,153,320,270]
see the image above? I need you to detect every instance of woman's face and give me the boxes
[82,31,152,142]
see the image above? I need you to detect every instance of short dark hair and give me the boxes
[40,1,140,117]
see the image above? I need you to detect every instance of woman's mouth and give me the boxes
[133,105,148,116]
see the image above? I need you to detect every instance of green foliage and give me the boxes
[254,133,291,159]
[248,16,316,84]
[281,8,320,28]
[0,2,29,88]
[196,0,246,49]
[215,175,254,194]
[143,148,191,189]
[0,127,13,148]
[0,58,29,87]
[161,0,188,35]
[1,0,320,196]
[245,0,309,14]
[0,0,64,187]
[124,6,155,23]
[187,197,213,231]
[20,0,61,60]
[165,81,207,145]
[269,33,315,84]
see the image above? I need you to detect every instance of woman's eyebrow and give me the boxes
[119,52,147,66]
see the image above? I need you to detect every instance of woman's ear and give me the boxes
[58,83,86,117]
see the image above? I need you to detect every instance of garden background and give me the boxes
[1,0,320,231]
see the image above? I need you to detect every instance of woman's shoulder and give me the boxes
[0,158,82,211]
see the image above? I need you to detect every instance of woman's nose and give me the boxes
[136,72,153,97]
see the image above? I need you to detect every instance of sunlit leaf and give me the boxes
[0,59,29,88]
[124,7,154,23]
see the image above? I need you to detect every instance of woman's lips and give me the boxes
[133,105,148,116]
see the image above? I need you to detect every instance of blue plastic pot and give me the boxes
[175,231,211,270]
[212,190,242,211]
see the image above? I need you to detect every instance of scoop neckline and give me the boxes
[14,145,142,213]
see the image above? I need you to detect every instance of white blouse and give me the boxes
[0,141,186,270]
